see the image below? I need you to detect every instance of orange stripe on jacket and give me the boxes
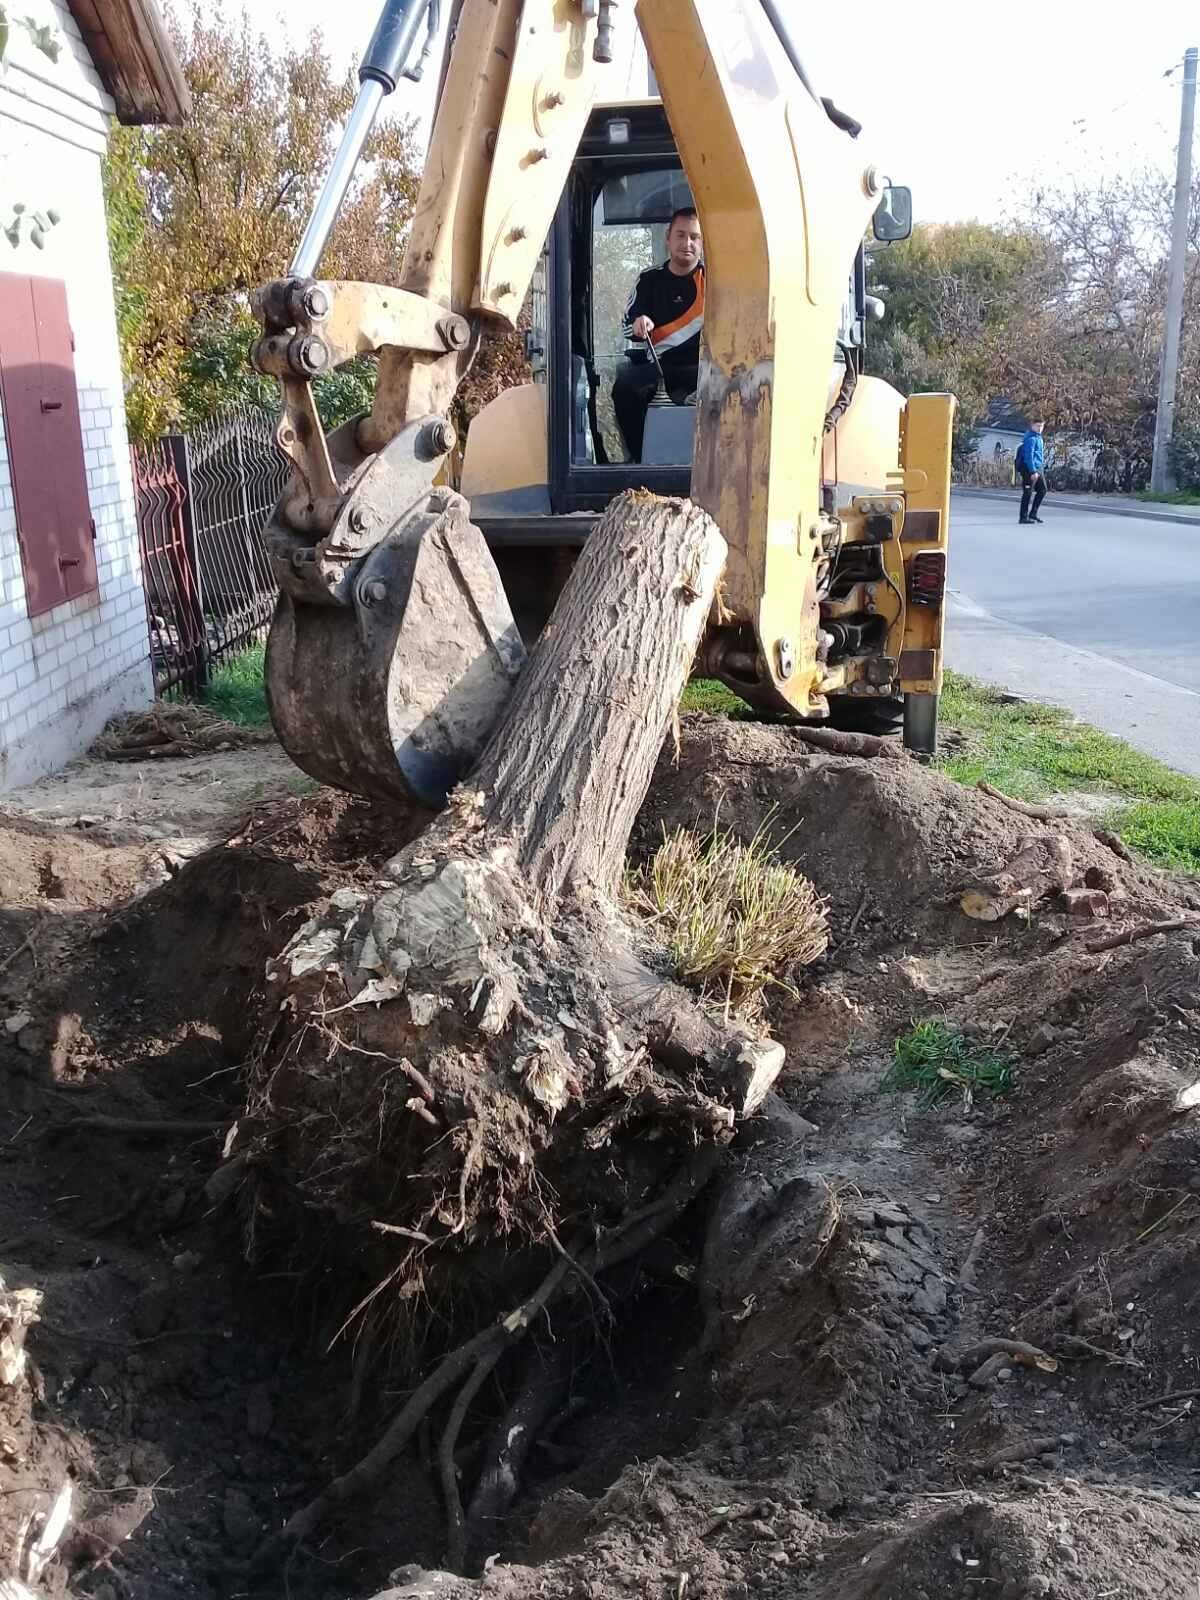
[651,268,705,352]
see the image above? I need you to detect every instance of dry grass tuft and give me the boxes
[628,818,828,1019]
[92,701,275,759]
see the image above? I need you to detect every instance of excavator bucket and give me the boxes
[264,477,526,808]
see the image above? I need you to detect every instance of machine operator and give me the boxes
[612,207,705,463]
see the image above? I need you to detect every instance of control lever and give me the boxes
[642,333,671,407]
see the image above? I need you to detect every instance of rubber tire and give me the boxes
[825,694,905,737]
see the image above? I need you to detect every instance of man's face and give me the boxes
[667,215,703,273]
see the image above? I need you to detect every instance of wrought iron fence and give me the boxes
[132,407,287,696]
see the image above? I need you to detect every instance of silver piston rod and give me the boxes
[290,0,436,278]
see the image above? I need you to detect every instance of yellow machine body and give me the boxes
[252,0,956,803]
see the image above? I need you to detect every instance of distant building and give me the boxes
[0,0,189,789]
[972,400,1030,463]
[971,399,1099,473]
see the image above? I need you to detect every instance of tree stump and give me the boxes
[234,491,786,1570]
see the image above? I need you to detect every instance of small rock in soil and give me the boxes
[132,1287,170,1339]
[909,1283,947,1318]
[1027,1024,1059,1057]
[130,1441,168,1486]
[222,1487,260,1551]
[246,1383,273,1440]
[810,1481,841,1512]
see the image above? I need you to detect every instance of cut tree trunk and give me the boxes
[475,488,729,901]
[233,491,793,1573]
[960,834,1074,922]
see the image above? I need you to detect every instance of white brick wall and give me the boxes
[0,2,153,790]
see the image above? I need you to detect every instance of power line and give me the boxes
[1068,59,1185,138]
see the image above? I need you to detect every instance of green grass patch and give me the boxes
[203,642,270,727]
[1108,800,1200,873]
[936,671,1200,871]
[680,678,749,716]
[1135,489,1200,506]
[885,1020,1014,1108]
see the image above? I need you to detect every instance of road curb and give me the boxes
[953,487,1200,528]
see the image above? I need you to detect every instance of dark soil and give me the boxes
[1,719,1199,1600]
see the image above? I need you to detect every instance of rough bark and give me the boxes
[475,490,727,901]
[959,835,1074,922]
[233,492,787,1571]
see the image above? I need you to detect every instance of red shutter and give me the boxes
[0,273,99,618]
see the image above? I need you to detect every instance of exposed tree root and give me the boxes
[462,1339,573,1571]
[789,725,907,760]
[1086,916,1200,952]
[251,1150,718,1571]
[440,1338,510,1576]
[46,1117,226,1139]
[935,1337,1056,1374]
[976,780,1070,820]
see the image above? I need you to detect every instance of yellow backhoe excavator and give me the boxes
[251,0,955,808]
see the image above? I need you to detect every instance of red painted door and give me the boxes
[0,273,98,617]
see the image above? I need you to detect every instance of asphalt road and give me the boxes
[945,491,1200,778]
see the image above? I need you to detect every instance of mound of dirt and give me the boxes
[637,716,1193,938]
[0,813,153,912]
[0,721,1197,1600]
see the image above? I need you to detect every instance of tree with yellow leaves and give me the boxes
[105,5,422,442]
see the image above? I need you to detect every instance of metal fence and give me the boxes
[133,407,287,696]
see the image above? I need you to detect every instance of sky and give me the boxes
[245,0,1200,225]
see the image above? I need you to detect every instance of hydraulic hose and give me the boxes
[757,0,821,104]
[757,0,861,137]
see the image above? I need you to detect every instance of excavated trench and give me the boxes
[1,719,1199,1600]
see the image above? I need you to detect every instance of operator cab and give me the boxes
[465,97,912,640]
[520,99,910,516]
[547,101,696,509]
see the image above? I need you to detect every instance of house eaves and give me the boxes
[66,0,190,126]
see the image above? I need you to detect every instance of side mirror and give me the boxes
[872,185,912,243]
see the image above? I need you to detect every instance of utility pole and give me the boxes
[1151,46,1198,494]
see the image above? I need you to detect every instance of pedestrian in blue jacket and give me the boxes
[1017,420,1047,525]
